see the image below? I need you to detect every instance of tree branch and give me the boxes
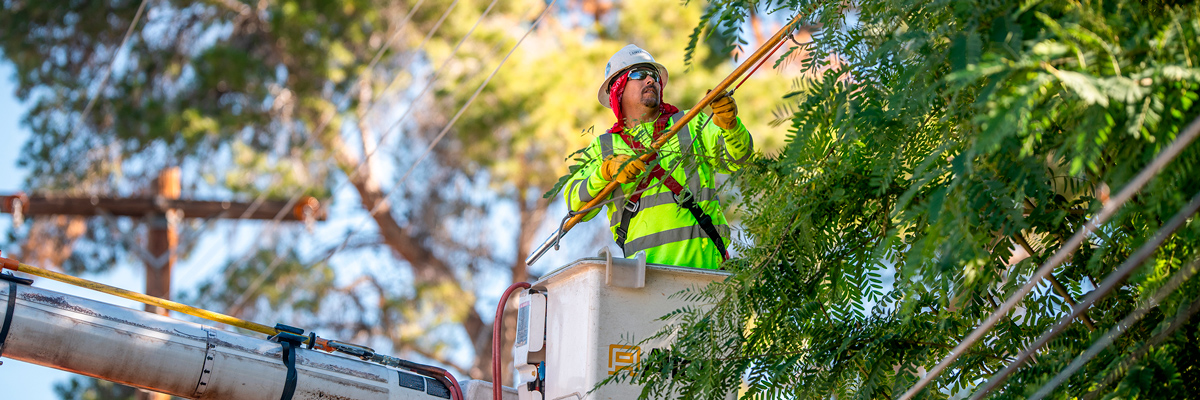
[319,97,493,378]
[1013,231,1096,331]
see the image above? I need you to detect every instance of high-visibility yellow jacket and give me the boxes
[565,111,753,269]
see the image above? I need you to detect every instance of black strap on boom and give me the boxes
[273,324,306,400]
[0,273,32,366]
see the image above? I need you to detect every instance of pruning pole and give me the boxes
[526,12,807,266]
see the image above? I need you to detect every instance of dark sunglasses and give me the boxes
[626,68,658,82]
[609,67,659,91]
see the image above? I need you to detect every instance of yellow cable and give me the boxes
[2,256,276,336]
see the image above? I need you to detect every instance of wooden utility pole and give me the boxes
[1,167,323,400]
[145,168,180,316]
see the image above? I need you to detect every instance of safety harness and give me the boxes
[613,112,729,261]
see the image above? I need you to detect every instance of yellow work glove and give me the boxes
[709,91,739,130]
[597,154,646,184]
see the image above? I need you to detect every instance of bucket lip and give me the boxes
[532,257,731,287]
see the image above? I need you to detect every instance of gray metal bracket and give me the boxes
[600,247,646,288]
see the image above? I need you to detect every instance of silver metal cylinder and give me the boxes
[0,281,495,400]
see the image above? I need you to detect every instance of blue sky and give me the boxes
[0,55,592,397]
[0,58,83,400]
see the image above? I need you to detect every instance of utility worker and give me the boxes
[564,44,752,269]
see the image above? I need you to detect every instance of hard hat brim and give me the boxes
[597,62,669,109]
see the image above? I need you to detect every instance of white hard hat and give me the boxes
[597,44,669,109]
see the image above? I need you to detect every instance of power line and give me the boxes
[382,0,561,214]
[344,0,502,191]
[362,0,462,117]
[897,112,1200,400]
[1079,295,1200,400]
[322,0,561,261]
[969,190,1200,399]
[1027,255,1200,400]
[201,0,440,294]
[68,0,149,142]
[226,0,508,307]
[199,0,436,298]
[364,0,430,77]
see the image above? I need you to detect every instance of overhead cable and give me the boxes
[383,0,561,212]
[1080,296,1200,400]
[68,0,149,142]
[346,0,502,189]
[363,0,430,77]
[969,190,1200,399]
[1027,255,1200,400]
[304,0,430,140]
[201,0,434,298]
[226,0,504,306]
[323,0,561,259]
[897,113,1200,400]
[362,0,462,117]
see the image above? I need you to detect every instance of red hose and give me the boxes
[406,363,463,400]
[494,282,531,400]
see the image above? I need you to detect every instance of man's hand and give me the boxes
[598,154,646,183]
[710,92,739,130]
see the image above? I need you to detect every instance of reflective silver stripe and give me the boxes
[674,112,693,170]
[598,133,621,226]
[687,165,702,198]
[669,113,704,197]
[607,188,720,229]
[673,111,690,145]
[609,185,626,227]
[576,177,595,202]
[625,226,700,253]
[599,133,614,158]
[642,189,719,210]
[636,192,676,209]
[624,223,730,254]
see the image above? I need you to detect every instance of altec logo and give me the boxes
[607,344,641,375]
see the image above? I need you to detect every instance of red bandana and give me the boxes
[606,70,679,141]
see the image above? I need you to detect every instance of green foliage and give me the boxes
[1,0,384,191]
[185,249,337,323]
[623,0,1200,398]
[54,376,137,400]
[3,0,810,390]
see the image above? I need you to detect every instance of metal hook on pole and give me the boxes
[292,196,321,233]
[2,193,27,230]
[11,198,22,230]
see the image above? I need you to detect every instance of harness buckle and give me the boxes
[673,188,694,204]
[624,200,640,213]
